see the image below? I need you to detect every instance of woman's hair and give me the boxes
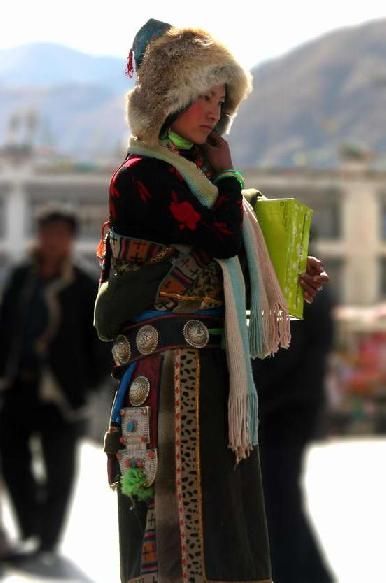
[159,108,187,139]
[127,20,252,145]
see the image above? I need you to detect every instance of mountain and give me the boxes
[229,18,386,168]
[0,84,128,160]
[0,43,133,161]
[2,21,386,167]
[0,43,129,89]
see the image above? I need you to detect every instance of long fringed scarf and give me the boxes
[128,137,291,460]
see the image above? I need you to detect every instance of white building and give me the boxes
[1,145,386,306]
[0,145,110,283]
[245,160,386,306]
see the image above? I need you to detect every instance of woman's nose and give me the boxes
[207,103,220,122]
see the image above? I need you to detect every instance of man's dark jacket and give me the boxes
[0,258,111,411]
[253,286,334,444]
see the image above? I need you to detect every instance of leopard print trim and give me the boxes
[174,351,187,577]
[175,348,205,582]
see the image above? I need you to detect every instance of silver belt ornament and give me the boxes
[112,334,131,366]
[183,319,210,348]
[113,319,211,365]
[129,376,151,406]
[136,325,159,355]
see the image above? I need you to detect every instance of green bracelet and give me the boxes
[213,169,245,189]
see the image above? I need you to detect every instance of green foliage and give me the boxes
[120,467,154,501]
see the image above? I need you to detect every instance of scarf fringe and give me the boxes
[228,390,259,461]
[218,256,254,458]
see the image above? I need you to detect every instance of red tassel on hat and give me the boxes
[125,49,134,78]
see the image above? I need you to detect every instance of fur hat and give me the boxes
[127,19,253,145]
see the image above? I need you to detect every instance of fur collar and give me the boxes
[128,137,218,207]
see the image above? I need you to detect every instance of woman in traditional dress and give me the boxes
[94,19,327,583]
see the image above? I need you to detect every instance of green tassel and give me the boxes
[120,467,154,501]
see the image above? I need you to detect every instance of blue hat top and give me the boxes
[132,19,172,69]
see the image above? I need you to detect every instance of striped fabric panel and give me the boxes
[154,351,183,582]
[141,503,158,575]
[110,232,176,266]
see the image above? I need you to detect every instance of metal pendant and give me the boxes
[129,376,151,406]
[117,448,158,487]
[136,325,159,355]
[144,448,158,486]
[120,406,150,445]
[183,320,210,348]
[112,334,131,365]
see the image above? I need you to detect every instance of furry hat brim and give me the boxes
[127,26,252,145]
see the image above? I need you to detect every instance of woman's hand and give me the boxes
[299,256,329,304]
[201,131,233,174]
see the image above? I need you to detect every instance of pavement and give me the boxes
[1,439,120,583]
[1,436,386,582]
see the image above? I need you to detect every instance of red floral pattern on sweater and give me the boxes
[169,193,201,230]
[109,152,243,259]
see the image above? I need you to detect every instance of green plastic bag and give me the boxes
[254,197,313,319]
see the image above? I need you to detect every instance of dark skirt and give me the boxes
[117,347,272,583]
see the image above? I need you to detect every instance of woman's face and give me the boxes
[170,84,226,145]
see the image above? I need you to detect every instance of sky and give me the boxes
[2,1,386,69]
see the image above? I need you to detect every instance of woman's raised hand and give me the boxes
[201,131,233,174]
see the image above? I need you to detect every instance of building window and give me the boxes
[26,182,109,240]
[310,199,341,240]
[256,186,342,240]
[77,201,108,240]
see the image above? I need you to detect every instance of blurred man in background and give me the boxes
[253,277,336,582]
[0,206,111,567]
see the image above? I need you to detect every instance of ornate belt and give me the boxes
[112,314,223,368]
